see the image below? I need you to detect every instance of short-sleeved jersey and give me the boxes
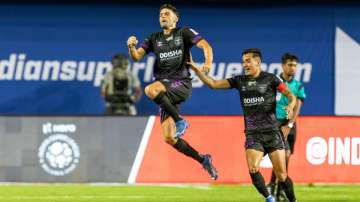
[227,71,285,132]
[141,27,203,80]
[276,73,306,120]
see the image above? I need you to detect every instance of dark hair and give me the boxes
[282,53,298,64]
[242,48,262,60]
[112,53,128,62]
[160,4,180,18]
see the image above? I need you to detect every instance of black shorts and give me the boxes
[158,79,192,123]
[244,129,285,154]
[278,120,297,154]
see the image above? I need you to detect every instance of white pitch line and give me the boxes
[127,116,156,184]
[0,195,183,200]
[147,183,213,190]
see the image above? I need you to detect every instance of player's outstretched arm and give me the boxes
[127,36,146,61]
[281,87,297,119]
[196,39,213,74]
[187,58,231,89]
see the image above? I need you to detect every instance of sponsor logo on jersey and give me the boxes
[247,81,256,86]
[157,41,163,47]
[243,97,265,105]
[258,84,268,93]
[174,37,182,46]
[159,49,183,61]
[165,36,173,41]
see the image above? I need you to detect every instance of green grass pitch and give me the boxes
[0,184,358,202]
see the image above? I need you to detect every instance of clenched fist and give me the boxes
[202,64,212,74]
[127,36,138,48]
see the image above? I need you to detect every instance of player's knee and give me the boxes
[277,172,288,182]
[144,85,163,99]
[286,151,291,158]
[164,135,176,145]
[144,85,155,98]
[248,166,259,173]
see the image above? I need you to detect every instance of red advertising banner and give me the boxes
[136,116,360,183]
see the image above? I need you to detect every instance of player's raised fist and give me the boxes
[202,64,211,74]
[127,36,138,48]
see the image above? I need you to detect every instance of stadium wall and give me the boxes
[0,116,359,183]
[0,5,360,115]
[0,116,148,182]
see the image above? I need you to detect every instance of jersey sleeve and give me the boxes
[273,74,286,93]
[227,75,241,89]
[140,34,154,54]
[296,83,306,102]
[182,27,203,48]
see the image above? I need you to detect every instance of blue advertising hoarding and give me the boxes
[0,5,357,115]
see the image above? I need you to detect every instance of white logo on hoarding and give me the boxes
[0,54,111,86]
[306,136,360,165]
[0,54,312,88]
[260,154,273,168]
[38,123,80,176]
[42,122,76,135]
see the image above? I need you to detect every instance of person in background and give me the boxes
[267,53,306,201]
[101,53,142,115]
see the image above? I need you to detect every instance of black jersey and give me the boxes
[227,71,285,132]
[141,27,203,80]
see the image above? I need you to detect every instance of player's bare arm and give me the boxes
[282,99,302,138]
[289,99,302,123]
[281,87,296,120]
[195,39,213,74]
[187,58,230,89]
[127,36,146,61]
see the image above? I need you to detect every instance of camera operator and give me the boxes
[101,53,142,115]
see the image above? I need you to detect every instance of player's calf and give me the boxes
[164,135,177,145]
[250,171,271,198]
[275,171,287,182]
[279,177,296,202]
[173,138,204,163]
[161,118,177,145]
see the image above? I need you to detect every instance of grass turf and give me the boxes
[0,184,358,202]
